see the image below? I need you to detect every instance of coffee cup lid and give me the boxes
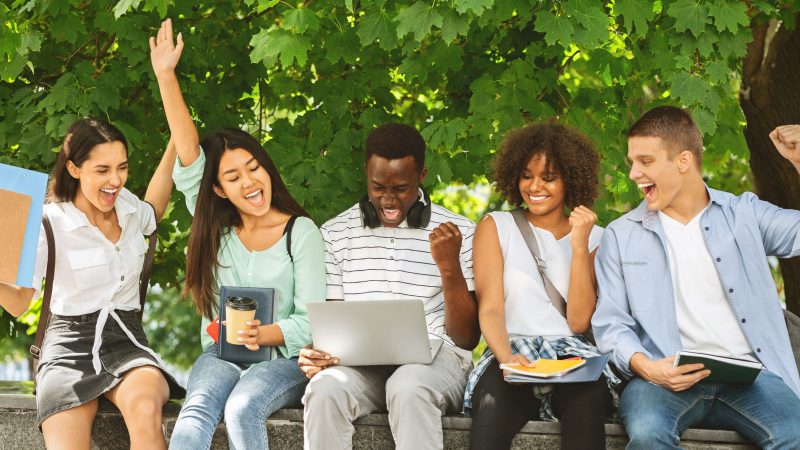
[225,296,257,310]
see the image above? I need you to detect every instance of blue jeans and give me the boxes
[169,345,308,450]
[620,370,800,449]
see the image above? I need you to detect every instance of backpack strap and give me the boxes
[284,216,299,263]
[138,201,159,319]
[30,215,55,363]
[510,208,568,319]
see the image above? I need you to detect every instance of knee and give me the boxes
[386,377,440,411]
[123,395,164,428]
[224,392,261,426]
[302,373,352,411]
[623,412,677,448]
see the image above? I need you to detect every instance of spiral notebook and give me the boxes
[217,286,279,364]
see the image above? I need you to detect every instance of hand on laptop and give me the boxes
[630,353,710,392]
[299,345,339,379]
[429,222,462,273]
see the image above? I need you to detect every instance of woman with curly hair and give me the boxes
[464,121,618,450]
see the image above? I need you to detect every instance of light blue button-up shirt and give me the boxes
[592,186,800,397]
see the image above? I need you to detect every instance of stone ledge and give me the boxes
[0,384,756,450]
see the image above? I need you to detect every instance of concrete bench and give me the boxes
[0,381,756,449]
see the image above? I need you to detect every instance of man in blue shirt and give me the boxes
[593,105,800,449]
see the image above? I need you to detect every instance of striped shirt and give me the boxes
[321,202,476,349]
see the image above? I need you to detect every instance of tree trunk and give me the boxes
[740,14,800,315]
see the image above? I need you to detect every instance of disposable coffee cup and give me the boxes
[225,296,257,345]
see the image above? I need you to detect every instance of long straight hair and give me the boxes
[185,128,309,320]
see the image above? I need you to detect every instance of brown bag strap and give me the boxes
[30,215,55,360]
[510,208,568,319]
[138,231,157,319]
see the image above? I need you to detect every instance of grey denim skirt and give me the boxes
[35,309,184,426]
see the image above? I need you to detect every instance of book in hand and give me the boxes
[217,286,279,364]
[0,163,47,287]
[500,354,611,384]
[674,350,763,384]
[501,358,586,379]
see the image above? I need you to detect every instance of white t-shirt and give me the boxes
[321,201,475,357]
[31,188,162,373]
[489,211,603,338]
[658,209,754,358]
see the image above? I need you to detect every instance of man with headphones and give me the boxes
[299,123,479,450]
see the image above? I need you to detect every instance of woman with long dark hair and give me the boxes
[148,20,325,449]
[0,117,181,449]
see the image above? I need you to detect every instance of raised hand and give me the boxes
[769,125,800,167]
[149,18,184,79]
[568,205,597,249]
[429,222,463,274]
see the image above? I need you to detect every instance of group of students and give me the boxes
[1,18,800,450]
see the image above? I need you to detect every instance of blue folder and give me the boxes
[0,163,48,288]
[505,353,611,384]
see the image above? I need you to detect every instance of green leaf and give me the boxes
[396,3,443,42]
[440,8,469,43]
[668,72,710,106]
[534,10,574,46]
[716,30,751,59]
[357,9,398,50]
[567,0,609,45]
[257,0,279,13]
[705,60,730,84]
[249,29,311,67]
[325,30,360,64]
[709,1,749,33]
[283,7,320,34]
[113,0,142,18]
[454,0,494,16]
[615,0,653,35]
[667,0,708,38]
[421,118,469,151]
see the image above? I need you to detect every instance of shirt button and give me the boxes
[389,256,394,260]
[115,246,120,252]
[757,348,762,353]
[741,318,746,323]
[716,257,721,262]
[729,288,734,293]
[120,275,125,281]
[704,227,709,231]
[390,238,395,243]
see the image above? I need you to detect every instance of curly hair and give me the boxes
[492,120,600,209]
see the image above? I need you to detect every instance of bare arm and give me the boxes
[150,18,200,167]
[144,139,177,222]
[431,222,480,350]
[565,206,599,334]
[0,282,35,318]
[474,216,513,362]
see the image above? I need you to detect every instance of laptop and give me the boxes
[307,299,444,366]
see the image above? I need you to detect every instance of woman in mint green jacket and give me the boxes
[148,20,325,450]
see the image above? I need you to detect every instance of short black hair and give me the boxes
[365,123,425,171]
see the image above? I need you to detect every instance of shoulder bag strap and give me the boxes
[138,202,159,319]
[510,208,568,319]
[30,215,56,361]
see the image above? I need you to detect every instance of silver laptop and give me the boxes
[307,300,444,366]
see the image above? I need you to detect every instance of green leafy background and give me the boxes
[1,0,798,368]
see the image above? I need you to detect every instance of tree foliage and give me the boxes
[2,0,799,360]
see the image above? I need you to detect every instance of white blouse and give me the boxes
[31,188,163,373]
[488,211,603,338]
